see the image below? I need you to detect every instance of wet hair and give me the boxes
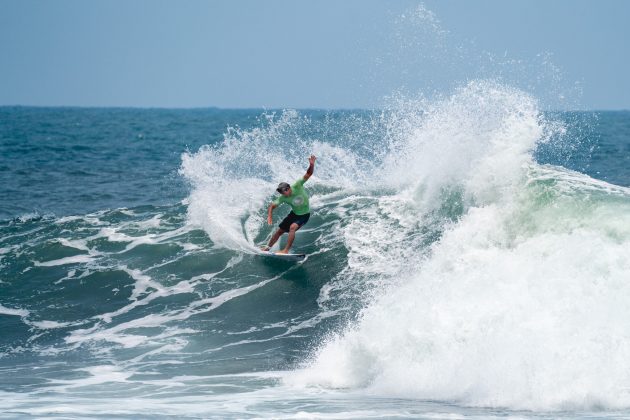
[276,182,290,193]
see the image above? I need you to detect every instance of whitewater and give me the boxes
[1,80,630,418]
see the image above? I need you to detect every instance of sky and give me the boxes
[1,0,629,110]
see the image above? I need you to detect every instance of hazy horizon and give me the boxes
[2,0,629,110]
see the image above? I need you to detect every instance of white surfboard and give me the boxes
[259,250,306,262]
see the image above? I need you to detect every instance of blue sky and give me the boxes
[1,0,629,109]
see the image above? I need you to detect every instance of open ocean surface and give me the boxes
[1,81,630,418]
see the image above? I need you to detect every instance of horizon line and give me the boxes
[2,104,629,113]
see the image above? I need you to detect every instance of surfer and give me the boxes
[261,155,316,254]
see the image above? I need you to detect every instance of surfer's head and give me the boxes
[276,182,291,196]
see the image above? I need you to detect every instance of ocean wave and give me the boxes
[285,84,630,411]
[2,81,629,415]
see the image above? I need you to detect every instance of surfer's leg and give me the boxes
[279,223,300,254]
[264,228,285,250]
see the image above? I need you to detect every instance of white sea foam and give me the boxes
[33,254,95,267]
[179,110,375,252]
[30,320,74,329]
[66,268,288,349]
[0,304,30,317]
[57,238,90,252]
[287,82,630,411]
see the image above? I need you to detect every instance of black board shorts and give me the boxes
[279,212,310,232]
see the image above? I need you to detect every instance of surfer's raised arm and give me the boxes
[303,155,316,181]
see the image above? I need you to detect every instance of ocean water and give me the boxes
[1,81,630,419]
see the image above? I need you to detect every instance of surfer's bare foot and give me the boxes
[276,249,289,254]
[260,246,270,251]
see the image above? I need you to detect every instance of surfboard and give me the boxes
[259,250,306,262]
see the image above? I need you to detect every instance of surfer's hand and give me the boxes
[267,216,273,225]
[309,155,316,165]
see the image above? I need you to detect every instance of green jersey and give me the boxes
[273,178,310,215]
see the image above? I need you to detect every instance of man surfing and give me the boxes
[261,155,316,254]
